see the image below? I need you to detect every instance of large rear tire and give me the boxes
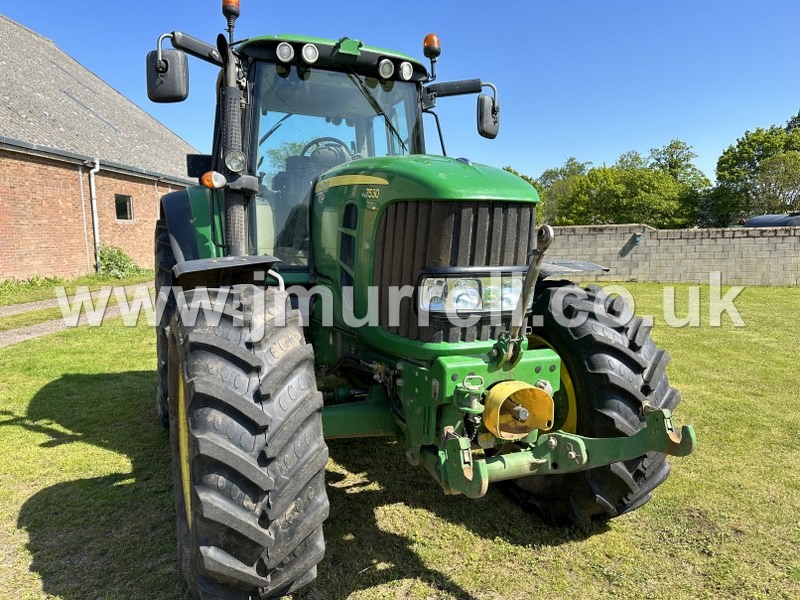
[502,281,681,525]
[167,284,329,598]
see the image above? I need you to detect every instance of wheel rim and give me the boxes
[528,335,577,433]
[177,370,193,528]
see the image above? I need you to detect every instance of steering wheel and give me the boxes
[301,137,352,160]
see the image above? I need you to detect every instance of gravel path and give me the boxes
[0,298,61,318]
[0,284,153,348]
[0,306,125,349]
[0,284,151,318]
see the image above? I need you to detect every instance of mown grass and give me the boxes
[0,287,154,333]
[0,283,798,599]
[0,307,67,332]
[0,273,153,307]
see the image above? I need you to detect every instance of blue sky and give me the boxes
[4,1,799,181]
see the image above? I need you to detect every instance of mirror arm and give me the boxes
[426,78,483,99]
[423,109,447,157]
[155,31,224,69]
[482,82,499,113]
[481,81,498,114]
[171,31,224,66]
[155,33,173,73]
[422,87,436,110]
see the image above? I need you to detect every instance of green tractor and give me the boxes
[147,2,695,597]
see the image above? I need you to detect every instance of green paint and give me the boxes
[185,185,224,259]
[309,154,539,362]
[321,385,400,439]
[239,34,423,67]
[398,350,561,463]
[422,409,696,499]
[318,155,540,203]
[335,38,363,56]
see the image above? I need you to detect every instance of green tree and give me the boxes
[508,158,591,224]
[557,166,688,228]
[787,109,800,133]
[505,142,706,228]
[648,139,710,189]
[264,140,309,173]
[615,150,648,170]
[538,157,591,188]
[714,125,800,221]
[539,174,583,224]
[646,140,710,225]
[753,150,800,213]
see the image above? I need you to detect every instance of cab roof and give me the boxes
[237,34,429,82]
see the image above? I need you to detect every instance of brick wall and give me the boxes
[0,150,181,280]
[93,170,176,270]
[548,224,800,286]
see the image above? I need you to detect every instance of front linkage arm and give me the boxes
[422,408,696,499]
[495,225,554,367]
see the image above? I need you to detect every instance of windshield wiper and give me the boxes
[347,72,407,153]
[259,113,293,145]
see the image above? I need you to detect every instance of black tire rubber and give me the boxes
[155,218,176,428]
[502,281,681,525]
[167,284,329,599]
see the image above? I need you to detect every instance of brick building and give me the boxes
[0,15,197,280]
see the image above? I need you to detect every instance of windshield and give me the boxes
[250,62,422,266]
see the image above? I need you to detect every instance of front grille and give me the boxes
[373,200,536,342]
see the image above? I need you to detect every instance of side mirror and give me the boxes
[477,94,499,139]
[146,49,188,103]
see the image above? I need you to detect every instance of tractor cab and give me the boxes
[241,39,426,265]
[147,25,499,263]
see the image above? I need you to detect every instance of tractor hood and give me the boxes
[315,155,539,203]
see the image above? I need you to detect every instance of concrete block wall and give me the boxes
[548,224,800,286]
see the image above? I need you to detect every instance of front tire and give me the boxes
[502,281,681,525]
[167,284,329,598]
[155,218,176,428]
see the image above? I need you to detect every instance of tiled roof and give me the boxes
[0,14,197,181]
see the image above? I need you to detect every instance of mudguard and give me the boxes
[160,187,279,282]
[160,188,201,263]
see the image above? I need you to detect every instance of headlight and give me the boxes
[451,279,481,310]
[418,273,526,313]
[378,58,395,79]
[276,42,294,63]
[224,150,246,173]
[420,278,447,311]
[501,277,523,310]
[483,285,501,309]
[301,43,319,64]
[398,61,414,81]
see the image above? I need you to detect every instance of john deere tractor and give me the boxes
[147,2,695,597]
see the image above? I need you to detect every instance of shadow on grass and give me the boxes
[11,371,188,599]
[303,439,607,599]
[11,372,604,599]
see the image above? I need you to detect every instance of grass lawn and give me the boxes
[1,283,798,599]
[0,307,69,333]
[0,287,156,333]
[0,273,153,307]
